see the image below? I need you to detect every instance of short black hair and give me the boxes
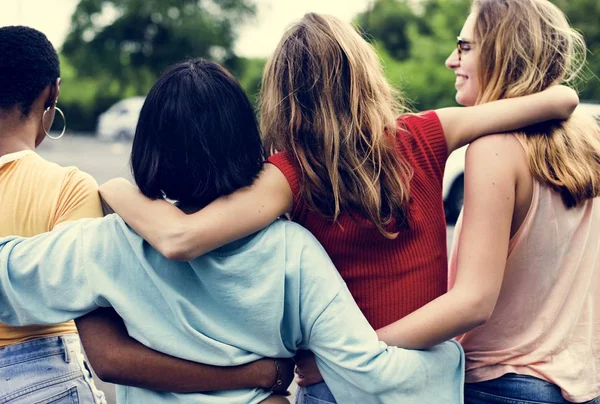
[0,26,60,116]
[131,59,264,208]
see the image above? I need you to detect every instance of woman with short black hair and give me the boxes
[0,27,293,403]
[131,59,264,208]
[0,24,106,404]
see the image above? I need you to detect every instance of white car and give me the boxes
[577,102,600,124]
[442,102,600,224]
[443,145,467,224]
[96,96,145,141]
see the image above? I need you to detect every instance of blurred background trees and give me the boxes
[60,0,257,130]
[58,0,599,131]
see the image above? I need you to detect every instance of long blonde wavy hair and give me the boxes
[473,0,600,207]
[260,13,412,237]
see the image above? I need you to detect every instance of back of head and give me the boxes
[473,0,600,207]
[260,13,412,236]
[131,59,264,208]
[0,26,59,116]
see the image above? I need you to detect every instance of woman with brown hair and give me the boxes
[374,0,600,402]
[98,12,579,403]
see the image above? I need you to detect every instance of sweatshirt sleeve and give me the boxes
[296,229,465,403]
[0,219,103,326]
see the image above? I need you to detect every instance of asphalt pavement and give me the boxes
[36,133,455,404]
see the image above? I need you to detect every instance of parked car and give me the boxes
[443,145,467,224]
[578,102,600,125]
[442,102,600,224]
[96,96,145,141]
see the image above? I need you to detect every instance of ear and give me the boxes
[44,78,61,110]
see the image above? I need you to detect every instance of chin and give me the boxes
[455,92,476,107]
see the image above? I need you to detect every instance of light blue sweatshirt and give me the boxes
[0,215,464,403]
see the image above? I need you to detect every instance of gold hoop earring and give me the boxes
[42,106,66,140]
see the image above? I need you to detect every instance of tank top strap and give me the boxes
[507,134,539,256]
[512,134,529,152]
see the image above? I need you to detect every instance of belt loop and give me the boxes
[61,336,71,363]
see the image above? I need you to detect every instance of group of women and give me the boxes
[0,0,598,403]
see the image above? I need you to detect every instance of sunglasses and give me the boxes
[456,37,475,61]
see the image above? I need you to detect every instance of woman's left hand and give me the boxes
[294,350,323,387]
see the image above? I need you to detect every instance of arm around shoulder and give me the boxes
[100,164,293,261]
[438,85,578,154]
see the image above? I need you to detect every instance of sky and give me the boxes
[0,0,371,58]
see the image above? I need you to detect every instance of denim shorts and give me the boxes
[465,373,600,404]
[0,335,106,404]
[295,382,337,404]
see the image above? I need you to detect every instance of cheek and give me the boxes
[464,58,478,84]
[463,59,480,104]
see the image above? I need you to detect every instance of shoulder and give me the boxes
[264,219,319,244]
[266,219,343,302]
[22,153,72,179]
[466,134,525,180]
[396,110,444,141]
[79,214,142,255]
[265,220,333,264]
[267,151,294,167]
[396,111,448,178]
[397,110,442,129]
[266,152,301,199]
[86,214,135,236]
[267,152,298,183]
[27,155,98,192]
[61,168,99,192]
[467,134,525,163]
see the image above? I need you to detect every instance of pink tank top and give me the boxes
[448,138,600,403]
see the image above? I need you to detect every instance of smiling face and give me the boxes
[445,12,479,106]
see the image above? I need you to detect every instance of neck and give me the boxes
[0,114,39,157]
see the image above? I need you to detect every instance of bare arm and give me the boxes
[99,163,293,261]
[437,85,578,154]
[376,135,518,349]
[75,308,294,393]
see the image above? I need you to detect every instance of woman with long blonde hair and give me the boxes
[373,0,600,402]
[98,12,579,403]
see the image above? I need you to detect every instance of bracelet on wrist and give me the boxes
[269,359,283,391]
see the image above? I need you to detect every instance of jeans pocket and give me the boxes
[465,388,549,404]
[33,387,78,404]
[295,384,336,404]
[303,383,336,404]
[302,394,336,404]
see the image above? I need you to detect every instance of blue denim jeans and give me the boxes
[465,373,600,404]
[0,335,106,404]
[295,382,337,404]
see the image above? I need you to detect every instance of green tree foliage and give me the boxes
[356,0,600,112]
[550,0,600,101]
[237,57,266,106]
[356,0,470,111]
[60,0,256,130]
